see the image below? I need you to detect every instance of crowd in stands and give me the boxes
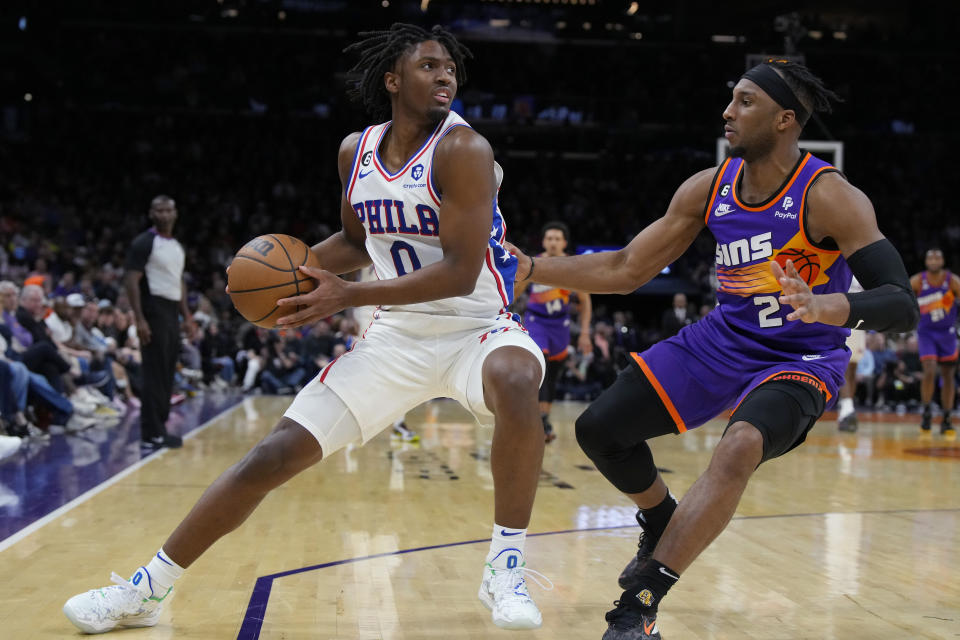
[0,264,366,449]
[1,8,957,456]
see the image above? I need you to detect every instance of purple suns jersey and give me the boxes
[524,283,572,320]
[705,152,854,354]
[917,271,957,332]
[523,281,573,359]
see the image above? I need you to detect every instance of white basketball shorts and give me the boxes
[284,310,545,454]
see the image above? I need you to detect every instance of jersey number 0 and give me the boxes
[390,241,422,276]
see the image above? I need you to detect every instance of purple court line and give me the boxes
[236,506,960,639]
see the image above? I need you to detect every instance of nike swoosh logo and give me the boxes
[658,566,679,580]
[801,354,825,361]
[500,530,523,536]
[358,169,374,179]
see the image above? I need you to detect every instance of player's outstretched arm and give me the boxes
[308,132,374,275]
[508,169,713,295]
[775,172,919,331]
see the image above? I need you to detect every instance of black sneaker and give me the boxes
[921,410,932,432]
[603,600,661,640]
[838,413,858,432]
[141,434,183,450]
[618,517,658,590]
[542,415,556,443]
[942,419,956,440]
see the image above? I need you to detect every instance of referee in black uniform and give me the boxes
[124,195,196,449]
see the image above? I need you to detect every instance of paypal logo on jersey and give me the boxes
[774,196,797,219]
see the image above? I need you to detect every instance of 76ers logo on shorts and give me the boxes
[411,164,424,181]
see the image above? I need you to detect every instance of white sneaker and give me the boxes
[65,414,99,433]
[63,569,173,634]
[85,386,113,405]
[93,404,121,418]
[478,552,552,630]
[0,435,22,460]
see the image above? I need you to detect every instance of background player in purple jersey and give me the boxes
[910,248,960,437]
[508,59,918,639]
[515,221,593,442]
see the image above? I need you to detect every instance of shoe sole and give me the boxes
[477,587,543,629]
[62,603,159,634]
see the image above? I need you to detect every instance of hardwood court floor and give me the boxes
[1,397,959,639]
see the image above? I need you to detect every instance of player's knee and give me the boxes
[575,405,616,459]
[713,422,763,478]
[232,418,321,491]
[483,350,541,404]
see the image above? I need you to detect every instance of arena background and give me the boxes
[2,0,956,338]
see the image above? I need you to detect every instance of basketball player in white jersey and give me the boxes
[838,277,865,431]
[64,24,549,633]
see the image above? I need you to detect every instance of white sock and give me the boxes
[487,524,526,569]
[838,397,855,419]
[132,548,184,597]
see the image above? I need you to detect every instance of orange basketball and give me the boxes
[228,234,320,328]
[775,247,820,285]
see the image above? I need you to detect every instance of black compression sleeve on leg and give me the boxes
[843,239,919,332]
[575,365,678,493]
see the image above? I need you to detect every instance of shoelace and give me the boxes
[109,572,141,595]
[606,599,643,623]
[493,565,555,595]
[517,566,554,592]
[635,532,657,560]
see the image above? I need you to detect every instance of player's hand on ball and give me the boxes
[772,259,821,323]
[504,241,532,281]
[275,266,349,327]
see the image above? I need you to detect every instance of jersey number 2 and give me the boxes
[754,296,783,328]
[390,241,422,276]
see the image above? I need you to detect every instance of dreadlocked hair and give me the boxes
[343,23,473,121]
[765,59,843,118]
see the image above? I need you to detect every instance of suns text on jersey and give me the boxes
[715,232,772,266]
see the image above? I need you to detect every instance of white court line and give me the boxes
[0,400,244,553]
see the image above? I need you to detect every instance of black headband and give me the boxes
[741,63,809,126]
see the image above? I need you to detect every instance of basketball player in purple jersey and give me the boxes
[508,60,918,639]
[911,248,959,437]
[65,24,550,633]
[516,221,593,442]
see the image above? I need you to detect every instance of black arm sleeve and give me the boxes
[842,238,919,332]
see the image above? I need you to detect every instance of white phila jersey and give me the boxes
[345,111,516,318]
